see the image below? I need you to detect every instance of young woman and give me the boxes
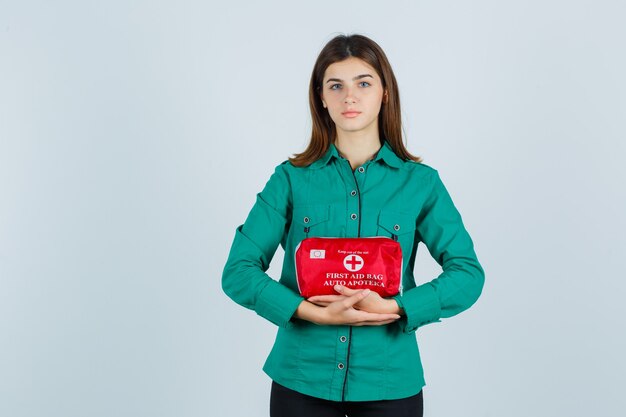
[222,33,485,417]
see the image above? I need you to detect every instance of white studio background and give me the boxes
[1,1,625,416]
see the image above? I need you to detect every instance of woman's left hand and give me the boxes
[307,285,401,315]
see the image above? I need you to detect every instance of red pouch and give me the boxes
[294,236,403,298]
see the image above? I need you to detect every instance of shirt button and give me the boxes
[358,166,365,173]
[394,224,400,231]
[338,363,345,369]
[340,336,347,342]
[303,216,309,223]
[350,213,357,220]
[350,190,357,196]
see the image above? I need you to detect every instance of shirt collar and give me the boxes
[309,139,404,170]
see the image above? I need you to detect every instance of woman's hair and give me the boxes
[288,33,423,167]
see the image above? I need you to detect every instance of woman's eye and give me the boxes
[329,81,370,90]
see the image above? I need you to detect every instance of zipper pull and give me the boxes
[391,233,398,241]
[304,226,310,237]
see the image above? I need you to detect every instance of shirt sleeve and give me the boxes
[392,169,485,334]
[221,162,305,328]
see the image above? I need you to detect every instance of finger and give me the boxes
[352,310,400,321]
[353,319,398,326]
[308,300,331,307]
[342,289,371,308]
[334,284,359,295]
[308,295,344,303]
[355,319,399,326]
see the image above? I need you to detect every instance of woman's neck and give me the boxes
[334,135,382,171]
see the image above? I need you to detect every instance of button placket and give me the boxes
[342,159,361,237]
[337,156,366,401]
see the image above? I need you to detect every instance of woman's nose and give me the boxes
[343,86,358,103]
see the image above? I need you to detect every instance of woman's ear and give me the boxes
[320,93,327,108]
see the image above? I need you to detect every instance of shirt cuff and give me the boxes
[393,283,442,334]
[255,279,305,329]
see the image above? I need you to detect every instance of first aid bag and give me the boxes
[294,236,403,298]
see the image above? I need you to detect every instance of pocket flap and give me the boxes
[293,204,330,227]
[377,209,416,235]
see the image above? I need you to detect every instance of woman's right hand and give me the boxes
[294,289,401,326]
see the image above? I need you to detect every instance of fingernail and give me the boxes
[363,289,371,295]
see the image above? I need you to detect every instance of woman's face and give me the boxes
[320,57,387,139]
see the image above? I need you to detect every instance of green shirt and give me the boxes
[222,138,485,401]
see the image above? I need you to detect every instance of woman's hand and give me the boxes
[294,288,400,326]
[307,285,402,315]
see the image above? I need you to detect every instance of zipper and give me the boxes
[389,234,402,294]
[341,158,361,401]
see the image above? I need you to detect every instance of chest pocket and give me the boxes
[292,204,331,238]
[377,209,417,256]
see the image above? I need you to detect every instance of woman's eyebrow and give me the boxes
[325,74,374,84]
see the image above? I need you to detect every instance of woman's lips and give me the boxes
[342,111,361,118]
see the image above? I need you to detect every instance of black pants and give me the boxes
[270,381,423,417]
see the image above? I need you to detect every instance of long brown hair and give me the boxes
[288,33,423,167]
